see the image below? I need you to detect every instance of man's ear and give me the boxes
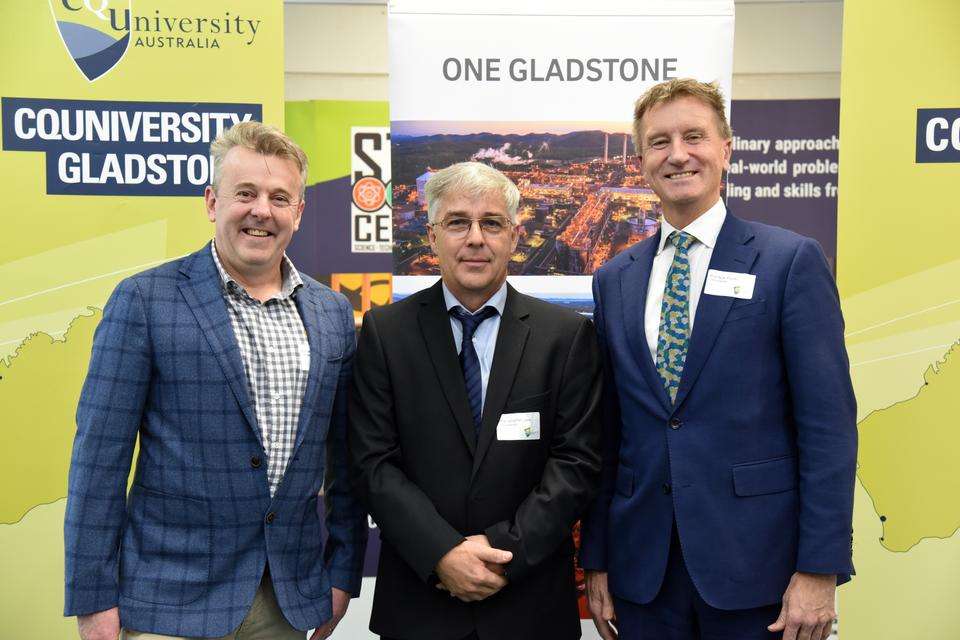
[292,197,305,232]
[204,185,217,222]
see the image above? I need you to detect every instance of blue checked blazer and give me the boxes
[64,243,367,636]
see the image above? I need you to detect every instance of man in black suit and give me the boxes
[348,162,602,640]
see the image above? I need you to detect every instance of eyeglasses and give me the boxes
[430,216,513,238]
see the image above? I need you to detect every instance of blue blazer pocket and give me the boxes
[296,495,331,599]
[725,299,767,323]
[120,484,212,605]
[615,464,635,497]
[732,455,798,497]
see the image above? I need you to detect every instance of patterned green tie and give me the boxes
[656,231,696,403]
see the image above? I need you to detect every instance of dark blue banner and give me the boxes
[726,99,840,268]
[916,108,960,163]
[1,97,262,196]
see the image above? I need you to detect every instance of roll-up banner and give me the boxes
[0,1,283,636]
[386,2,733,634]
[836,1,960,639]
[389,0,735,308]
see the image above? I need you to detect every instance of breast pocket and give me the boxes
[502,389,551,413]
[725,299,767,323]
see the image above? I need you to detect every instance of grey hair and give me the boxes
[425,162,520,223]
[209,121,309,197]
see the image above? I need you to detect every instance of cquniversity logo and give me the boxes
[49,0,131,81]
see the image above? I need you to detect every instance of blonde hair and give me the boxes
[632,78,732,153]
[209,121,308,196]
[425,162,520,223]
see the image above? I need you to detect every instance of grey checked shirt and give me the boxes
[211,243,310,496]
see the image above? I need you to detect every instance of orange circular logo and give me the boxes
[352,176,387,212]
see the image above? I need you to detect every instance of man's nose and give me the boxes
[667,138,690,164]
[464,220,485,245]
[250,194,272,218]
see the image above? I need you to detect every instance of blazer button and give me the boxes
[669,417,682,430]
[250,455,262,469]
[265,512,276,524]
[662,483,672,495]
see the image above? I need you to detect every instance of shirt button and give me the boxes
[669,417,682,430]
[250,455,262,468]
[265,512,276,524]
[662,483,672,495]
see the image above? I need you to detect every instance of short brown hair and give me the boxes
[632,79,732,153]
[209,121,308,196]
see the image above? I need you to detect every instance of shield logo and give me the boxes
[49,0,131,82]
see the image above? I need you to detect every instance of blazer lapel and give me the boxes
[472,286,530,478]
[177,243,261,446]
[417,281,478,456]
[620,234,673,413]
[292,283,335,452]
[673,214,758,409]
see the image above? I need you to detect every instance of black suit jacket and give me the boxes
[348,281,602,640]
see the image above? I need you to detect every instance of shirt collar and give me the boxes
[442,279,508,316]
[656,198,727,255]
[210,241,303,301]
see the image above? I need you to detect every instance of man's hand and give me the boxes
[768,572,837,640]
[310,587,351,640]
[435,535,512,602]
[585,570,617,640]
[77,607,120,640]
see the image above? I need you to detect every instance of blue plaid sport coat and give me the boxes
[64,243,367,636]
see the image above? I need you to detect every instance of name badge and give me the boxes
[704,269,756,299]
[496,412,540,441]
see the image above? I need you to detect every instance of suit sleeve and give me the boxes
[484,315,603,582]
[348,311,465,583]
[64,278,150,616]
[781,238,858,578]
[577,274,622,572]
[322,295,369,596]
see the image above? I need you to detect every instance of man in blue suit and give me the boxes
[64,122,367,640]
[580,79,857,640]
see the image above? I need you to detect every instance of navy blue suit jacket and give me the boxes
[64,243,367,636]
[580,213,857,610]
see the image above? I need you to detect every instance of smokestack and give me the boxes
[604,133,609,163]
[623,134,628,164]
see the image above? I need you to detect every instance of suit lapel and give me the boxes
[620,233,672,413]
[417,282,478,456]
[292,283,334,452]
[472,286,530,478]
[177,244,261,446]
[673,214,758,409]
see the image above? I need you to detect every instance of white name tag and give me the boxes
[704,269,756,299]
[496,412,541,441]
[298,343,311,371]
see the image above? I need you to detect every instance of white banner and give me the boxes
[389,0,735,123]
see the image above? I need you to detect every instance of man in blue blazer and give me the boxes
[64,122,367,640]
[580,79,857,640]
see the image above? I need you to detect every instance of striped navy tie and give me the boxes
[450,305,498,437]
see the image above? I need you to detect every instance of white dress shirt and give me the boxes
[644,199,727,362]
[443,280,508,413]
